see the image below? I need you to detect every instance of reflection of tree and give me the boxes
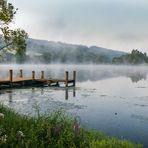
[128,73,147,83]
[76,69,148,83]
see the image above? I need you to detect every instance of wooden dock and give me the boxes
[0,69,76,89]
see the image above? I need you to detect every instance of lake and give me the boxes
[0,64,148,147]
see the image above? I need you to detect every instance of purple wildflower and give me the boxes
[73,119,80,137]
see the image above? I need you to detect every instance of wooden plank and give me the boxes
[12,77,32,82]
[0,80,9,83]
[0,78,74,83]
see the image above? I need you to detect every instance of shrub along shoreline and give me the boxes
[0,105,142,148]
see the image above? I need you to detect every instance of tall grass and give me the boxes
[0,105,142,148]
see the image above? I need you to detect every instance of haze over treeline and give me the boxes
[1,37,148,65]
[0,38,127,64]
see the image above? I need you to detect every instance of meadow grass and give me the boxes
[0,105,142,148]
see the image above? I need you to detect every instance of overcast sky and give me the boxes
[9,0,148,53]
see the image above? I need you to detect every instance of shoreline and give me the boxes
[0,105,142,148]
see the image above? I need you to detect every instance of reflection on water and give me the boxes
[1,65,148,147]
[65,87,76,100]
[8,91,12,103]
[5,87,76,104]
[4,87,76,103]
[131,114,148,123]
[0,87,80,117]
[128,73,147,83]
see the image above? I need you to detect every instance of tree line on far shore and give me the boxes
[112,49,148,65]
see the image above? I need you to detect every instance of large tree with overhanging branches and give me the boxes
[0,0,28,62]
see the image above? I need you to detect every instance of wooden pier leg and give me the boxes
[32,71,35,86]
[20,69,23,78]
[9,69,13,87]
[41,71,44,79]
[20,69,25,86]
[32,71,35,80]
[65,71,69,87]
[56,82,59,86]
[65,88,68,100]
[73,71,76,86]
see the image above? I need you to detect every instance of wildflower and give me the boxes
[0,113,4,119]
[17,131,25,138]
[16,131,25,142]
[73,119,80,137]
[51,125,61,137]
[0,135,7,143]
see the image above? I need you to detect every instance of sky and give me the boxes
[9,0,148,53]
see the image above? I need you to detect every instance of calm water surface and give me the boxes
[0,64,148,147]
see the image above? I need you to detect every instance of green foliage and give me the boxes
[0,105,142,148]
[112,49,148,65]
[40,51,109,64]
[90,139,142,148]
[0,0,16,24]
[0,0,28,62]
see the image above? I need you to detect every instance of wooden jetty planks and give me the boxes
[12,77,32,82]
[0,70,76,88]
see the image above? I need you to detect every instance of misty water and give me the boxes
[0,64,148,147]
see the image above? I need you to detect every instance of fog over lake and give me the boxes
[0,64,148,147]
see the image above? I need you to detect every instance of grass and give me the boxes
[0,105,142,148]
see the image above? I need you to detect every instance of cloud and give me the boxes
[8,0,148,53]
[116,33,147,42]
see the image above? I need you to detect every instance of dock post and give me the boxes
[20,69,24,86]
[73,71,76,86]
[65,71,69,87]
[32,71,35,80]
[20,69,23,78]
[41,71,44,79]
[9,69,13,87]
[32,71,35,86]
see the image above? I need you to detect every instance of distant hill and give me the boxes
[0,38,127,63]
[25,38,127,63]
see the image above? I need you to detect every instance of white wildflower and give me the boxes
[0,135,7,143]
[17,131,25,138]
[0,113,4,119]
